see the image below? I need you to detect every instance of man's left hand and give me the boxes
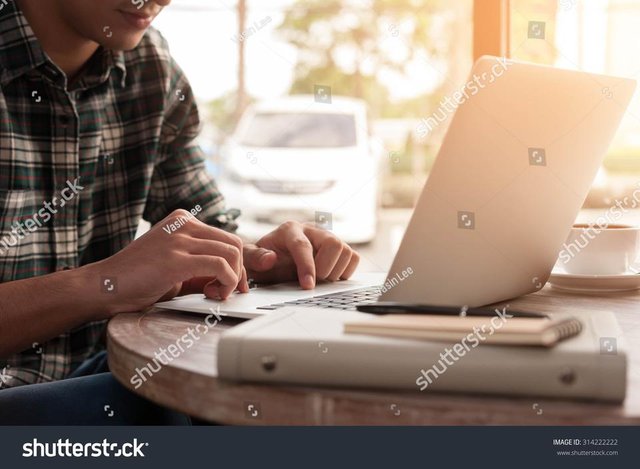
[243,221,360,289]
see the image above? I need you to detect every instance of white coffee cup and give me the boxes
[558,223,640,275]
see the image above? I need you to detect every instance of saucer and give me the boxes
[548,267,640,293]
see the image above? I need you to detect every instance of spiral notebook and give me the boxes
[344,315,583,347]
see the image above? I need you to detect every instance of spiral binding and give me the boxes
[553,319,583,341]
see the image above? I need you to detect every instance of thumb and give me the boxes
[243,245,277,272]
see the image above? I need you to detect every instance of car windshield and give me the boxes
[239,112,357,148]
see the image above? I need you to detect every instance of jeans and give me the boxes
[0,351,191,425]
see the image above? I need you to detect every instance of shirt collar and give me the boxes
[110,49,127,88]
[0,0,127,88]
[74,47,127,90]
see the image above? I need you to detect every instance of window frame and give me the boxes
[473,0,511,60]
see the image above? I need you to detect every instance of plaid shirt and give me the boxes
[0,1,236,389]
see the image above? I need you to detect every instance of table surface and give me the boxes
[107,284,640,425]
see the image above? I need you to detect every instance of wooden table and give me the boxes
[107,285,640,425]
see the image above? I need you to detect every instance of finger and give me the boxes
[179,276,217,295]
[303,226,347,279]
[182,238,243,277]
[282,224,316,289]
[243,244,278,273]
[161,211,244,253]
[204,279,237,300]
[179,255,238,298]
[185,218,243,248]
[327,247,353,281]
[203,280,221,300]
[310,236,343,279]
[340,250,360,279]
[237,267,250,293]
[189,222,244,290]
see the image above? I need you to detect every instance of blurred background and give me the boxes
[152,0,640,270]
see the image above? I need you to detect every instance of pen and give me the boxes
[356,302,550,318]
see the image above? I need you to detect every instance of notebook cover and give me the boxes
[343,315,583,347]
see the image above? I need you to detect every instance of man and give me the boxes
[0,0,359,424]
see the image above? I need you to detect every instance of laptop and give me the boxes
[155,56,636,319]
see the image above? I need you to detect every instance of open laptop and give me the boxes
[155,56,636,319]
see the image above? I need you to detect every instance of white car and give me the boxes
[218,95,382,244]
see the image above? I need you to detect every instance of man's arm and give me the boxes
[0,266,107,358]
[0,210,246,358]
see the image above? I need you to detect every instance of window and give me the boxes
[508,0,640,205]
[154,0,475,211]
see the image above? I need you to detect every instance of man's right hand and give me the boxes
[86,209,249,316]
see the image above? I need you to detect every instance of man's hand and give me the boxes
[0,209,252,356]
[87,209,249,315]
[243,221,360,289]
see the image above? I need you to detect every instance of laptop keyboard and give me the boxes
[256,285,382,311]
